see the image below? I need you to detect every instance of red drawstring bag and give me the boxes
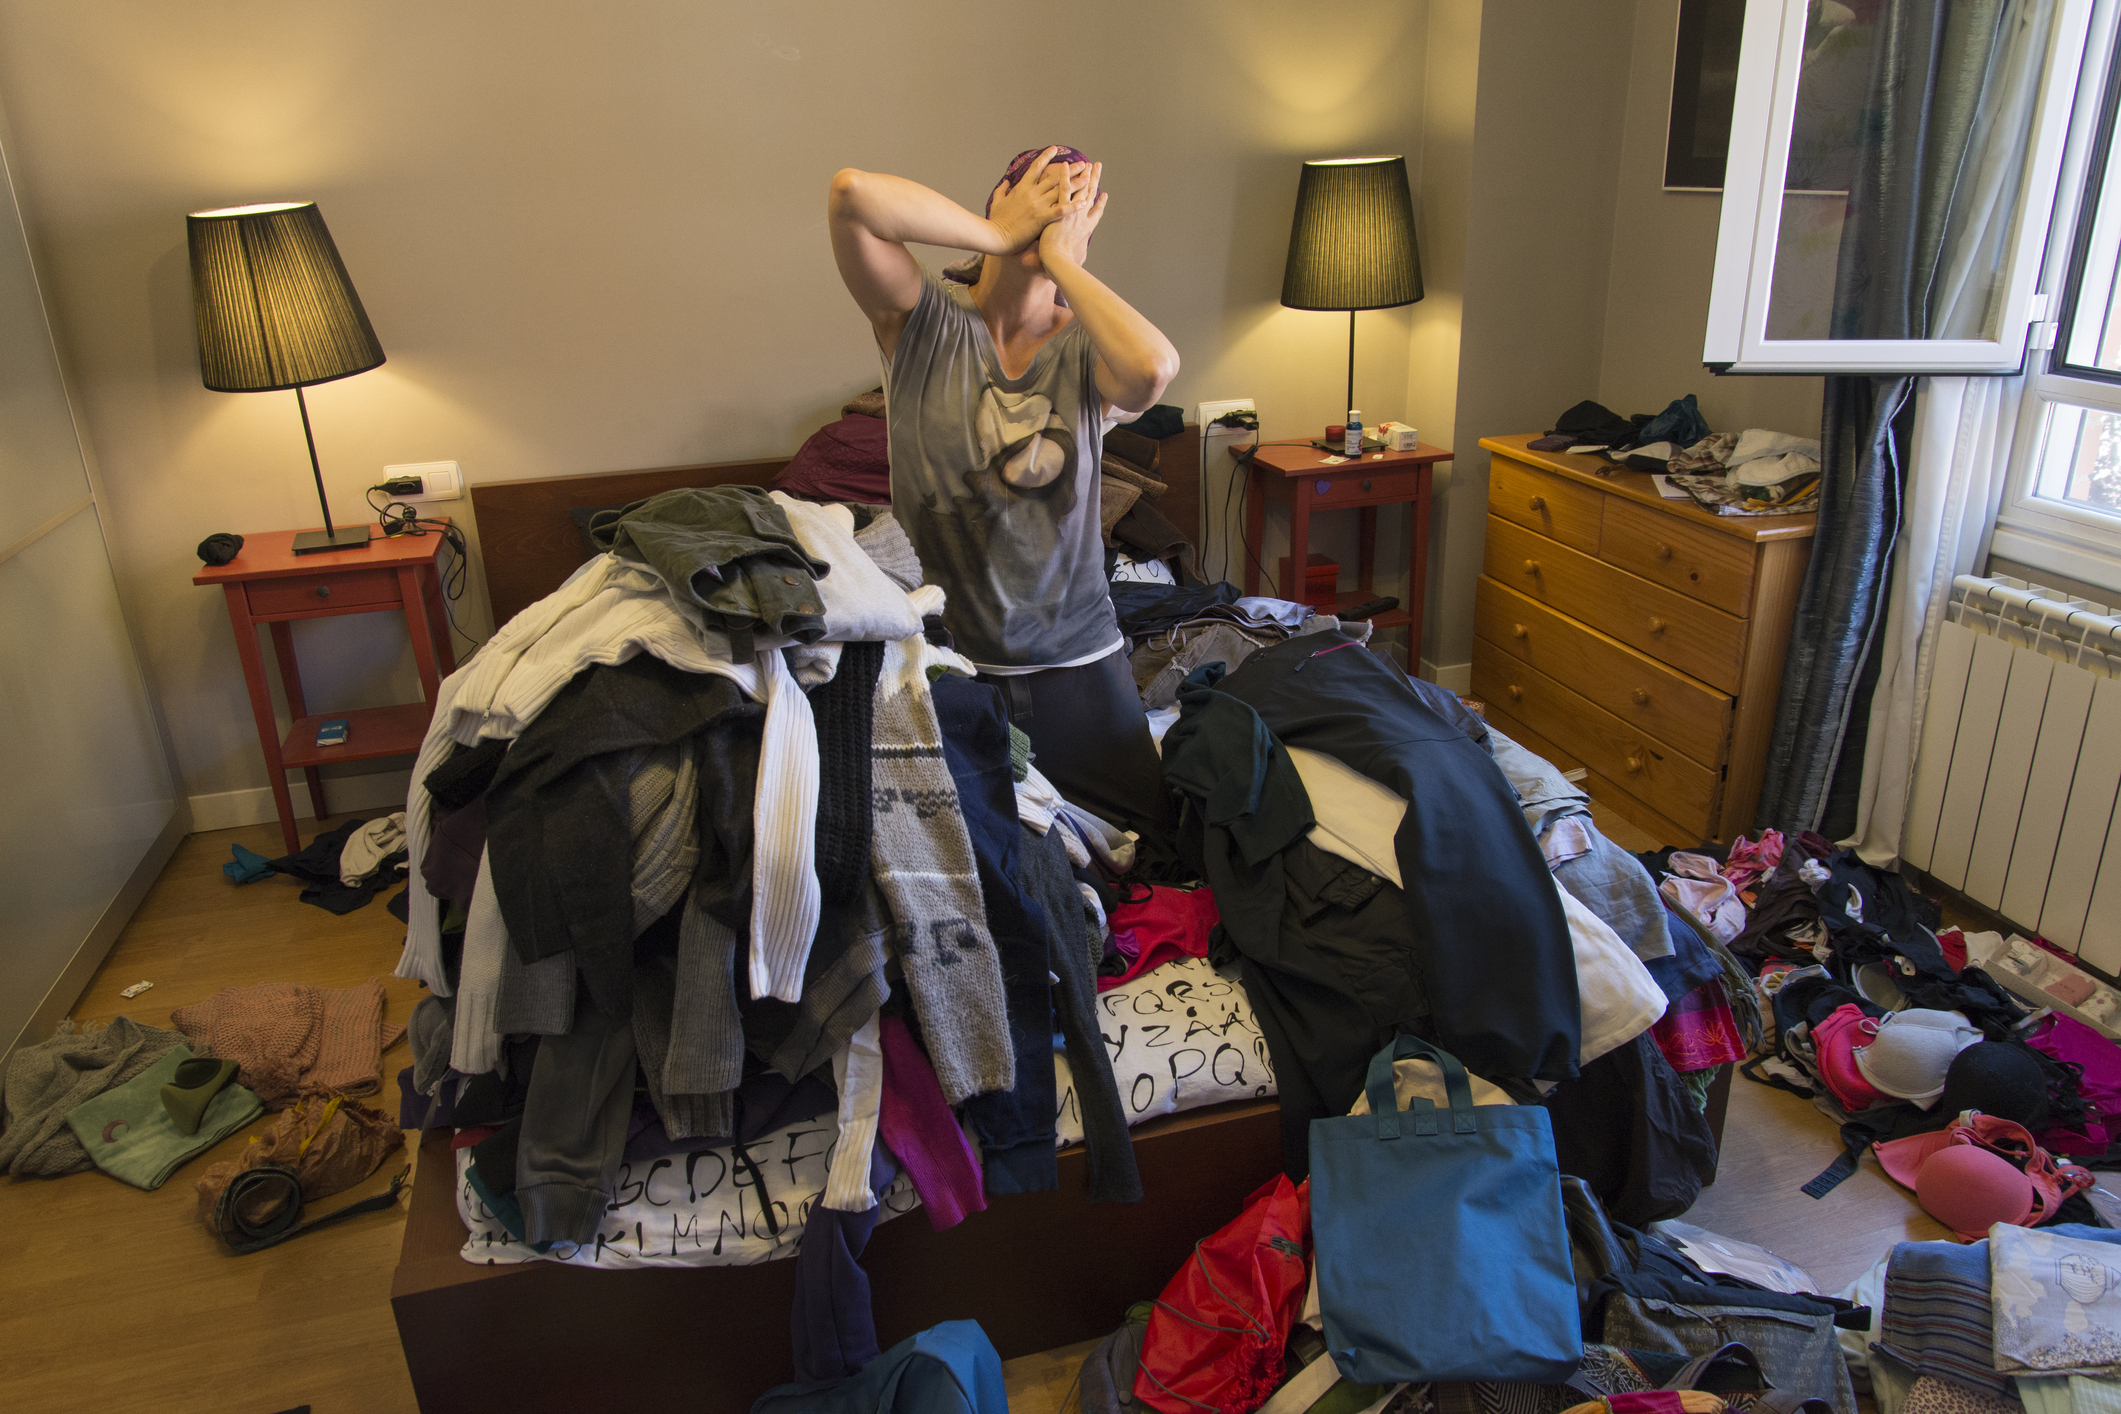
[1134,1175,1311,1414]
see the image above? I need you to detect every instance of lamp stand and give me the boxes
[289,383,371,555]
[1346,309,1357,421]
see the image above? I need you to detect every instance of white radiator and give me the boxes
[1903,575,2121,971]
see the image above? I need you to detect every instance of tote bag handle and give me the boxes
[1364,1034,1478,1140]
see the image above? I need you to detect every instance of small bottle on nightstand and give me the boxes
[1344,410,1363,456]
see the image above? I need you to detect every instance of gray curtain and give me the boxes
[1756,0,2013,834]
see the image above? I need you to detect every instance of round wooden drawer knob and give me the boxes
[1528,496,1546,511]
[1506,684,1523,702]
[1648,617,1667,633]
[1523,559,1541,575]
[1625,754,1645,774]
[1631,688,1650,705]
[1361,479,1373,490]
[1655,543,1673,561]
[1511,623,1529,640]
[315,584,331,598]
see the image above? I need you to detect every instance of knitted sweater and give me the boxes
[0,1016,184,1178]
[869,633,1013,1103]
[170,980,405,1108]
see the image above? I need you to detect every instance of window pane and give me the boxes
[2059,56,2121,373]
[1764,0,2059,343]
[2032,401,2121,515]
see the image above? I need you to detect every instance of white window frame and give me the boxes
[1996,0,2121,591]
[1704,0,2095,375]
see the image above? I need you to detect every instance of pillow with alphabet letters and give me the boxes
[1055,954,1277,1149]
[455,1119,920,1269]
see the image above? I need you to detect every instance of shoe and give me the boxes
[161,1057,239,1135]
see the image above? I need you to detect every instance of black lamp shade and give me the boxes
[187,201,385,392]
[1280,157,1424,312]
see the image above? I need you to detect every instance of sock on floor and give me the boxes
[161,1057,239,1136]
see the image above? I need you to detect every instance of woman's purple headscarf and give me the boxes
[945,145,1093,288]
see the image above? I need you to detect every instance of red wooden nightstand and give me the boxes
[194,523,456,853]
[1242,441,1451,671]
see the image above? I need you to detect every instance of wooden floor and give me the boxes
[3,804,1951,1414]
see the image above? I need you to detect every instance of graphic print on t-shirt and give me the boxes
[975,386,1075,489]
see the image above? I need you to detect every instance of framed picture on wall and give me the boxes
[1665,0,1746,190]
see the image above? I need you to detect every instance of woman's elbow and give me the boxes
[828,168,868,217]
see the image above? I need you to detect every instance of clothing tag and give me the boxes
[119,981,153,999]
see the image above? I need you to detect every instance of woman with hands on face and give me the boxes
[828,145,1180,856]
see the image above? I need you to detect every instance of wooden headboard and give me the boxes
[471,424,1202,628]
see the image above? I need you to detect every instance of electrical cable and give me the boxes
[367,484,482,653]
[1224,439,1315,599]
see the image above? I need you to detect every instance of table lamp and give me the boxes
[187,201,386,555]
[1279,156,1424,423]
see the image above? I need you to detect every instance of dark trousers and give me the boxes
[978,649,1175,861]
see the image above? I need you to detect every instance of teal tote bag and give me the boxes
[1308,1034,1582,1385]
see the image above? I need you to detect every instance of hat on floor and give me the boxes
[1855,1008,1983,1109]
[1916,1144,2036,1239]
[1938,1042,2052,1130]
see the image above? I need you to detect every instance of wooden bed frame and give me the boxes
[471,424,1204,630]
[393,424,1237,1413]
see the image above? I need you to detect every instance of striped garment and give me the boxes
[867,633,1014,1104]
[1880,1238,2014,1396]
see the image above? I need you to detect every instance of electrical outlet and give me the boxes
[383,460,463,502]
[1197,399,1258,437]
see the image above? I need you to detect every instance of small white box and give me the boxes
[1378,422,1419,451]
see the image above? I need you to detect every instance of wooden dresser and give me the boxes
[1471,434,1817,843]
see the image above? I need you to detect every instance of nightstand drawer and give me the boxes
[1482,516,1745,694]
[1601,498,1757,617]
[1488,455,1603,555]
[1472,639,1719,836]
[1295,465,1428,509]
[1474,575,1731,767]
[247,567,401,616]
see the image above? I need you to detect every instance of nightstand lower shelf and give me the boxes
[279,702,434,770]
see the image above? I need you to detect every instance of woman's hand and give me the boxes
[986,147,1078,253]
[1038,161,1106,271]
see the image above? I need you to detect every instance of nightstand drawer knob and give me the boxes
[1522,559,1541,575]
[1511,623,1528,640]
[315,585,330,598]
[1528,496,1545,511]
[1506,684,1523,702]
[1655,542,1673,561]
[1648,617,1666,633]
[1361,479,1372,491]
[1632,688,1650,705]
[1625,754,1645,774]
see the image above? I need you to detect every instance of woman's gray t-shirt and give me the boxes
[884,271,1121,671]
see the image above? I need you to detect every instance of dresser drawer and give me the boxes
[1474,575,1731,767]
[1487,455,1602,555]
[1472,639,1719,837]
[1600,498,1758,617]
[1482,516,1745,694]
[246,566,402,616]
[1295,465,1428,510]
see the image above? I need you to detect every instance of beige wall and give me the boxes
[0,0,1437,814]
[1598,0,1824,436]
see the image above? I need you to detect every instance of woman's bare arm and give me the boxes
[1038,165,1180,414]
[828,150,1072,355]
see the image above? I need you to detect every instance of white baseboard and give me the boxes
[188,769,413,832]
[1421,660,1472,692]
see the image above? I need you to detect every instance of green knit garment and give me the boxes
[1008,725,1034,782]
